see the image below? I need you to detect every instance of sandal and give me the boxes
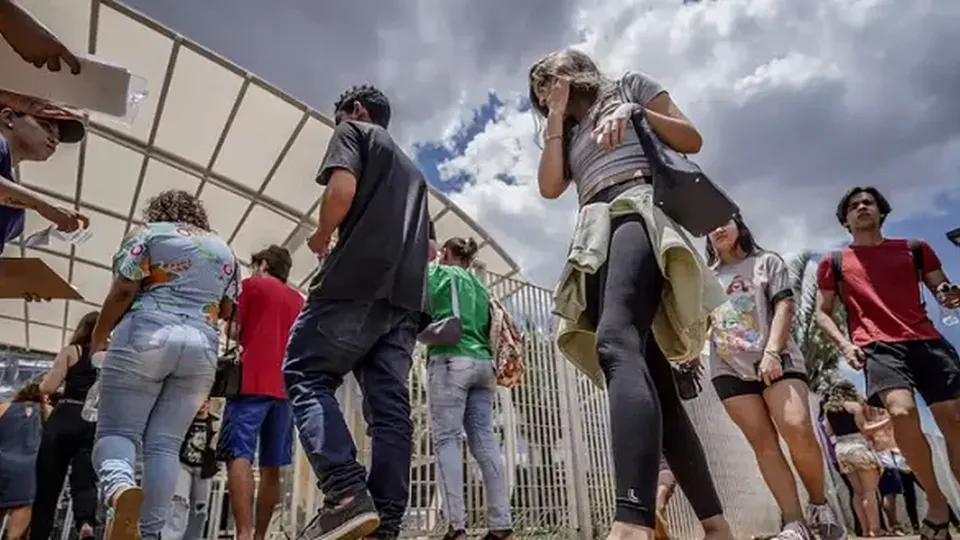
[921,519,952,540]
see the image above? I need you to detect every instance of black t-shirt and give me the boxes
[309,121,431,316]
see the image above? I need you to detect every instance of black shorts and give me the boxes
[712,372,809,401]
[879,468,904,496]
[863,339,960,407]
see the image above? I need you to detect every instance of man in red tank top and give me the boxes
[815,186,960,539]
[216,245,304,540]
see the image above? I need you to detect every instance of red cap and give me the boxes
[0,89,86,144]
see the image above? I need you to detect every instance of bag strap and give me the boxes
[617,78,687,161]
[450,271,461,318]
[908,239,926,308]
[223,259,240,352]
[830,251,843,297]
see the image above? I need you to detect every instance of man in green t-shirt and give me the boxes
[425,237,514,540]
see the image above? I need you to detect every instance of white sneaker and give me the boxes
[776,521,813,540]
[806,503,847,540]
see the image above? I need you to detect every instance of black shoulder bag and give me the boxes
[210,262,242,399]
[622,81,740,237]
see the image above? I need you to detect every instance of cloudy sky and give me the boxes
[127,0,960,288]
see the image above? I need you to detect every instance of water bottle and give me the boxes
[938,283,960,327]
[81,351,106,422]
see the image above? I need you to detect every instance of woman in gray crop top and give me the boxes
[529,49,732,540]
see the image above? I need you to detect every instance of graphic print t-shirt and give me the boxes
[179,417,211,467]
[709,252,806,382]
[113,222,239,328]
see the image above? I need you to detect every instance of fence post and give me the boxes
[557,348,594,540]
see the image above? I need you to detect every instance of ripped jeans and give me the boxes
[161,465,212,540]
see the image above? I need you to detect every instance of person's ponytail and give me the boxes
[443,236,479,265]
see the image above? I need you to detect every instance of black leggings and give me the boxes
[584,213,722,527]
[29,403,97,540]
[902,471,960,529]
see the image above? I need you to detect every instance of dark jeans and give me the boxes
[583,213,722,527]
[283,298,419,536]
[30,402,98,540]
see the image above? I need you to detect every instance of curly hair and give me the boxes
[143,189,210,231]
[823,378,863,412]
[334,84,391,128]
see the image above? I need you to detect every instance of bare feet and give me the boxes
[608,521,655,540]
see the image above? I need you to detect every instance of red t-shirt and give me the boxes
[237,276,305,398]
[816,239,942,347]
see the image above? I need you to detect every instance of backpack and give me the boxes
[830,240,925,308]
[488,296,525,388]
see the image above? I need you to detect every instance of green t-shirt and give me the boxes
[426,264,493,360]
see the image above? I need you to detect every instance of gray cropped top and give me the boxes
[568,72,666,205]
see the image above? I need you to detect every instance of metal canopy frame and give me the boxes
[1,0,522,354]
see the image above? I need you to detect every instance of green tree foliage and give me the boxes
[786,251,847,392]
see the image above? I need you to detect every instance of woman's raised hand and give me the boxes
[545,77,570,116]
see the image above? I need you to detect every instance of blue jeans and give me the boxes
[93,311,218,540]
[427,356,512,530]
[283,299,420,537]
[161,464,211,540]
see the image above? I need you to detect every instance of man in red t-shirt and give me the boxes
[217,245,304,540]
[815,186,960,536]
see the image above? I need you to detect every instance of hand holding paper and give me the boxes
[38,203,89,233]
[22,221,93,247]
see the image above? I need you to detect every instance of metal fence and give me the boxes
[5,273,960,540]
[279,273,799,540]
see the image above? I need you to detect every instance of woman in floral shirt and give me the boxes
[89,189,238,540]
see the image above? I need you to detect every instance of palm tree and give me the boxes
[786,251,846,392]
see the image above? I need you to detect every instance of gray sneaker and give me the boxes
[777,521,814,540]
[806,503,847,540]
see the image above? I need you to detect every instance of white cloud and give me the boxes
[433,0,960,286]
[136,0,960,288]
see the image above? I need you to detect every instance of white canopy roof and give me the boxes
[0,0,522,354]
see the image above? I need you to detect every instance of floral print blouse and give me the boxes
[113,222,239,327]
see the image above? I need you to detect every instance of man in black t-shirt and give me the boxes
[283,84,431,540]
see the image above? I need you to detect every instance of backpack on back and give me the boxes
[488,296,525,388]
